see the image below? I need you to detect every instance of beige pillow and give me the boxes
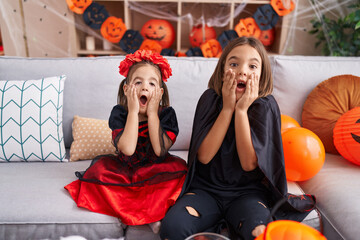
[70,115,116,161]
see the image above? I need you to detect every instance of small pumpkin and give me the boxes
[200,39,222,58]
[259,28,275,47]
[66,0,92,14]
[139,39,162,54]
[271,0,295,16]
[234,17,261,39]
[140,19,175,49]
[189,24,217,48]
[253,4,279,31]
[83,2,109,30]
[100,16,127,43]
[119,29,144,54]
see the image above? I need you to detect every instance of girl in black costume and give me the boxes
[160,37,316,240]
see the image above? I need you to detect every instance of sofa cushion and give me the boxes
[0,76,66,162]
[70,115,115,161]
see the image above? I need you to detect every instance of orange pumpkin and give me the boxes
[139,39,162,54]
[66,0,92,14]
[255,220,326,240]
[234,17,261,39]
[140,19,175,49]
[100,17,127,43]
[200,39,222,58]
[189,24,217,48]
[271,0,295,16]
[333,107,360,166]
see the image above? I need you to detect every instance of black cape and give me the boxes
[181,88,316,221]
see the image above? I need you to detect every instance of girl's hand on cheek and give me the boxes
[147,87,162,116]
[236,72,259,111]
[222,69,236,112]
[126,84,140,114]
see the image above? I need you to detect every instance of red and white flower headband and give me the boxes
[119,50,172,82]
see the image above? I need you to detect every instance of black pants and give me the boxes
[160,189,271,240]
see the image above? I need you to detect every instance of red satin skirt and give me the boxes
[65,154,187,225]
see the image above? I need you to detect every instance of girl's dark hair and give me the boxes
[117,61,170,109]
[208,37,273,98]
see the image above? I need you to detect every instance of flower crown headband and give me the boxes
[118,50,172,82]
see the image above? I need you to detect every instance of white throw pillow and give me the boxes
[0,76,67,162]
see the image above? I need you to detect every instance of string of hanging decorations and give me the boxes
[66,0,295,57]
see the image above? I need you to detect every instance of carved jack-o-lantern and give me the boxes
[253,4,279,31]
[66,0,92,14]
[189,24,217,48]
[259,28,275,47]
[271,0,295,16]
[139,39,162,54]
[234,17,261,39]
[100,16,127,43]
[83,2,109,30]
[200,39,222,58]
[119,29,144,54]
[140,19,175,49]
[333,107,360,166]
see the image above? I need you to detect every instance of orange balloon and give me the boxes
[333,107,360,165]
[282,127,325,181]
[255,220,327,240]
[281,114,300,133]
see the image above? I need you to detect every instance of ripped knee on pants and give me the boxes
[185,206,200,217]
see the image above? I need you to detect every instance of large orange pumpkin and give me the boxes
[100,17,127,43]
[140,19,175,49]
[271,0,295,16]
[333,107,360,166]
[189,24,217,48]
[66,0,92,14]
[255,220,326,240]
[234,17,261,39]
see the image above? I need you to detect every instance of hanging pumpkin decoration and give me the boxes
[217,30,239,50]
[100,16,127,43]
[234,17,261,39]
[66,0,92,14]
[271,0,295,16]
[139,39,162,54]
[161,48,176,56]
[255,220,326,240]
[186,47,203,57]
[140,19,175,49]
[253,4,279,31]
[200,39,222,58]
[189,24,217,48]
[333,107,360,166]
[259,28,275,47]
[83,2,109,30]
[119,29,144,54]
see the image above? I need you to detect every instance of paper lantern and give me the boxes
[271,0,295,16]
[200,39,222,58]
[66,0,92,14]
[161,48,176,56]
[333,107,360,166]
[186,47,203,57]
[217,30,239,49]
[139,39,162,54]
[253,4,279,31]
[281,114,300,133]
[234,17,261,39]
[100,17,126,43]
[282,127,325,181]
[189,24,217,48]
[119,30,144,54]
[83,2,109,30]
[140,19,175,49]
[255,220,326,240]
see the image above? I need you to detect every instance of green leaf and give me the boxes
[356,21,360,30]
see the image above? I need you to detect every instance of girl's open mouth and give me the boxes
[140,95,148,106]
[237,81,246,89]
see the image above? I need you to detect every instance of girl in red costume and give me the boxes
[65,50,187,234]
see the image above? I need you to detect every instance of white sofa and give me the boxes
[0,55,359,240]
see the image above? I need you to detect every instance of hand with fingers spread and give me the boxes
[125,84,140,115]
[147,87,163,116]
[236,72,259,112]
[222,69,237,112]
